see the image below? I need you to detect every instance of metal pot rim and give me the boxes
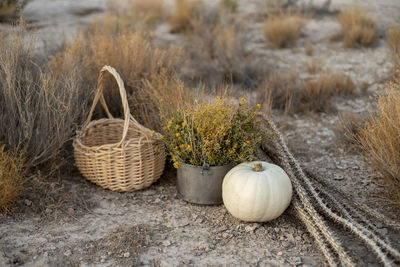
[179,161,236,169]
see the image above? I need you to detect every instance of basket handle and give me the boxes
[84,65,141,146]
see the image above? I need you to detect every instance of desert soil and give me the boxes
[1,0,400,266]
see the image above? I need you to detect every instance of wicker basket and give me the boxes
[73,66,165,191]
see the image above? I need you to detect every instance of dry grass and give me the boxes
[168,0,200,33]
[0,145,24,213]
[261,72,355,113]
[301,72,355,112]
[101,0,164,31]
[338,7,378,48]
[305,45,314,56]
[129,0,164,26]
[387,25,400,69]
[219,0,238,13]
[50,21,187,130]
[260,72,297,113]
[306,59,322,74]
[0,0,28,21]
[182,7,264,88]
[336,111,365,147]
[359,75,400,202]
[0,23,91,171]
[263,12,306,48]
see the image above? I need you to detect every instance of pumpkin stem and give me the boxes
[253,162,264,172]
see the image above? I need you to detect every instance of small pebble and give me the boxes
[290,256,302,265]
[123,252,130,258]
[245,224,258,233]
[64,250,71,257]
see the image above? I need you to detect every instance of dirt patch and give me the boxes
[1,0,400,266]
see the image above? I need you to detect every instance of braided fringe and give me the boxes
[308,173,396,251]
[357,203,400,233]
[306,171,388,238]
[293,199,338,267]
[260,114,400,266]
[315,184,400,262]
[264,116,393,266]
[265,118,355,267]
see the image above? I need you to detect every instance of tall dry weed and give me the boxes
[359,75,400,202]
[338,7,377,48]
[219,0,238,13]
[0,24,91,171]
[105,0,165,30]
[169,0,200,33]
[0,145,24,212]
[0,0,28,21]
[129,0,164,26]
[387,25,400,70]
[50,22,186,130]
[261,72,355,113]
[263,12,307,48]
[336,111,365,148]
[182,7,262,88]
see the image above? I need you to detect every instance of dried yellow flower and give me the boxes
[160,97,266,166]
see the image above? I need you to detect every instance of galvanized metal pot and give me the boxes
[177,162,234,205]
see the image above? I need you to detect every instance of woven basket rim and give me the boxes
[74,118,162,150]
[73,66,166,192]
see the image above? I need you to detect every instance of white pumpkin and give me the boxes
[222,161,292,222]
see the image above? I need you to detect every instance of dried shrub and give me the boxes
[129,0,164,26]
[98,0,164,32]
[260,72,297,113]
[306,59,322,74]
[300,73,355,112]
[262,0,333,16]
[168,0,200,33]
[0,25,91,171]
[50,22,185,130]
[387,25,400,69]
[336,111,365,147]
[263,12,306,48]
[338,7,377,48]
[0,0,28,21]
[262,72,355,113]
[219,0,238,13]
[305,45,314,56]
[182,7,262,88]
[359,76,400,201]
[0,145,24,212]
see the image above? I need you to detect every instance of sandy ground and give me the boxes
[1,0,400,266]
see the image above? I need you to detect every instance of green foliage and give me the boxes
[161,98,266,167]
